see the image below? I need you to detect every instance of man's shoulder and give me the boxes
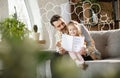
[56,31,62,35]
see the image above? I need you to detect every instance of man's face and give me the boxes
[53,18,66,31]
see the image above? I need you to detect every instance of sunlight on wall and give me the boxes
[38,0,71,49]
[24,0,43,40]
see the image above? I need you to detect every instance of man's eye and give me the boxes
[61,22,64,25]
[57,25,60,28]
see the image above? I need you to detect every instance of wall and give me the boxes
[0,0,9,21]
[37,0,70,49]
[0,0,9,41]
[37,0,70,78]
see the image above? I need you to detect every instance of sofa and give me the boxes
[50,29,120,78]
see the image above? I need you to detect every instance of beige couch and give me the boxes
[51,29,120,78]
[90,29,120,59]
[80,29,120,78]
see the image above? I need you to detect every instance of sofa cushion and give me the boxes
[90,29,120,59]
[90,30,110,58]
[107,29,120,58]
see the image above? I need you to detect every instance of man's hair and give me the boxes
[50,15,61,26]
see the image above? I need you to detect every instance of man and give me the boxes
[50,15,101,78]
[50,15,101,60]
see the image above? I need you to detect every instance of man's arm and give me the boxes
[55,32,67,54]
[81,24,92,46]
[81,24,101,60]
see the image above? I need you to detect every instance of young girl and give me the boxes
[66,20,88,69]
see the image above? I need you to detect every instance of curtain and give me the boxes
[8,0,31,30]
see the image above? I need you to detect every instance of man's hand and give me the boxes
[59,47,67,54]
[56,41,61,47]
[56,41,67,54]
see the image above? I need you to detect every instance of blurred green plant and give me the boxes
[0,16,30,40]
[0,38,45,78]
[0,16,51,78]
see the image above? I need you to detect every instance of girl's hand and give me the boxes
[79,47,86,56]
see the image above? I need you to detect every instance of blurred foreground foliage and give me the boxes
[0,16,53,78]
[0,37,53,78]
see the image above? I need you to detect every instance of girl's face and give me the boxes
[68,25,79,36]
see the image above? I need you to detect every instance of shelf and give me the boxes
[37,40,46,44]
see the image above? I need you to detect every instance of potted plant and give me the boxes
[0,16,36,78]
[0,16,29,41]
[0,15,51,78]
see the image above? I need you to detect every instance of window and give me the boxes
[8,0,31,30]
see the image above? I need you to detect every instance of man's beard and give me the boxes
[60,26,68,34]
[60,26,66,32]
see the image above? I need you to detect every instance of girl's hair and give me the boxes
[67,20,82,36]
